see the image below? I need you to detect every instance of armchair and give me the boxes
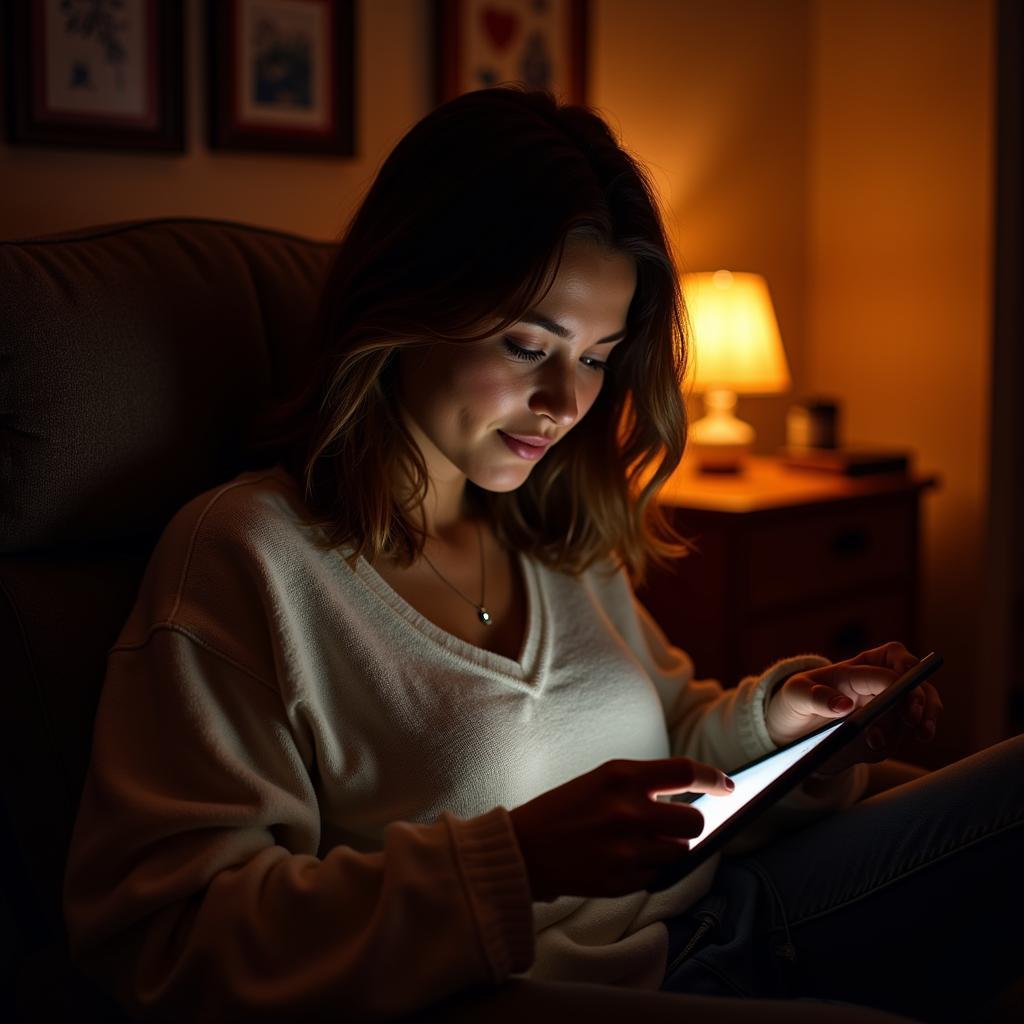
[0,217,333,1020]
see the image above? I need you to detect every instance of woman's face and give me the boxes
[397,238,637,494]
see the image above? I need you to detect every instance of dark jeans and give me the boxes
[661,734,1024,1023]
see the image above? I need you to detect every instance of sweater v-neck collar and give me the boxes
[352,550,545,686]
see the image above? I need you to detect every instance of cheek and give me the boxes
[406,354,511,427]
[451,365,522,429]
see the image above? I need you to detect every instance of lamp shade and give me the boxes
[683,270,791,393]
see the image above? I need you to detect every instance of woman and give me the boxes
[63,88,1022,1023]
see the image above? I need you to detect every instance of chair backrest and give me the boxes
[0,217,336,1019]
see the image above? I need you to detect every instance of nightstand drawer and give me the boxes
[746,588,912,670]
[643,458,935,688]
[746,500,915,610]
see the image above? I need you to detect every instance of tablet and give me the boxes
[652,651,943,889]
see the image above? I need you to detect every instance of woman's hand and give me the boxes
[508,757,734,902]
[765,641,943,774]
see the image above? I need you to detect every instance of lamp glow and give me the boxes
[683,270,791,472]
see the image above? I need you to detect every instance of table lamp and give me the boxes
[682,270,791,472]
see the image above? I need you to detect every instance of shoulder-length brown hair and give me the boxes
[251,87,692,585]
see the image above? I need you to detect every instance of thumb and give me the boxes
[823,659,897,700]
[805,663,897,699]
[779,675,855,718]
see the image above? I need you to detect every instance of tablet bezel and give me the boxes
[652,651,944,889]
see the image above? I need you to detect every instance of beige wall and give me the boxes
[592,0,813,453]
[593,0,996,761]
[805,0,996,760]
[0,0,433,240]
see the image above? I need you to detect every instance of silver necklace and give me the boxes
[420,520,492,626]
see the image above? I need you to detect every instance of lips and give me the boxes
[498,430,553,461]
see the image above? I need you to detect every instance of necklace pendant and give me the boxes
[478,607,492,625]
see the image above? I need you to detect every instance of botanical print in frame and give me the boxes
[3,0,184,151]
[434,0,588,105]
[208,0,355,156]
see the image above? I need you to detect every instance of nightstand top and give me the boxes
[656,454,939,513]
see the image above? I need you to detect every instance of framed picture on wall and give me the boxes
[434,0,588,106]
[208,0,355,156]
[3,0,184,151]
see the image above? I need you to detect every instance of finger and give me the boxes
[865,725,890,755]
[645,800,707,839]
[652,834,697,854]
[901,687,925,727]
[860,729,904,766]
[642,758,734,799]
[647,854,694,892]
[917,682,943,741]
[898,682,939,734]
[866,707,905,750]
[807,664,898,700]
[846,640,919,675]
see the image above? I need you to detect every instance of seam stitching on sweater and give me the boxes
[169,472,281,623]
[111,622,278,695]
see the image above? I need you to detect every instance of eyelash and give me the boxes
[502,337,609,372]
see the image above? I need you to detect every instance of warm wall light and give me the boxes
[682,270,791,472]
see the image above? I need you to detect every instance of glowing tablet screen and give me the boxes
[684,721,843,849]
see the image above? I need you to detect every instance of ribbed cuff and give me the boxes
[742,654,832,759]
[443,807,535,982]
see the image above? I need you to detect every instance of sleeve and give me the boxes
[627,593,869,846]
[63,627,534,1023]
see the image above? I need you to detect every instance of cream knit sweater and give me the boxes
[63,466,866,1022]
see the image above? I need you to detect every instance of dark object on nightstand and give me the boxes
[781,446,911,477]
[786,397,840,449]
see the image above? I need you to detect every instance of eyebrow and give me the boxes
[519,310,627,345]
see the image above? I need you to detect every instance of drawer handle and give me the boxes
[829,622,869,659]
[831,527,869,558]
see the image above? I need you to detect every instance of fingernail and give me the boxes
[724,776,735,790]
[922,721,936,740]
[830,695,853,713]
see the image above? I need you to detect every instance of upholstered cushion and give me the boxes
[0,218,335,1020]
[0,217,335,554]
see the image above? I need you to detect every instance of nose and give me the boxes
[528,357,579,427]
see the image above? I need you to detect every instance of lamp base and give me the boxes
[688,389,755,473]
[688,440,752,474]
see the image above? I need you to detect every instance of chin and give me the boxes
[468,464,534,494]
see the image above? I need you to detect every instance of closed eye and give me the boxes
[503,337,609,373]
[503,337,544,362]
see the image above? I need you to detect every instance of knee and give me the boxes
[862,759,929,799]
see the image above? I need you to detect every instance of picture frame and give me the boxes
[207,0,355,156]
[3,0,184,151]
[433,0,588,106]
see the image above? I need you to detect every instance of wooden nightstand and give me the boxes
[636,455,940,687]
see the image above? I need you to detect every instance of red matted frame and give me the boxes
[3,0,184,151]
[433,0,587,106]
[208,0,355,156]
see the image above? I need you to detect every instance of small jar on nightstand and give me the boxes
[786,398,840,450]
